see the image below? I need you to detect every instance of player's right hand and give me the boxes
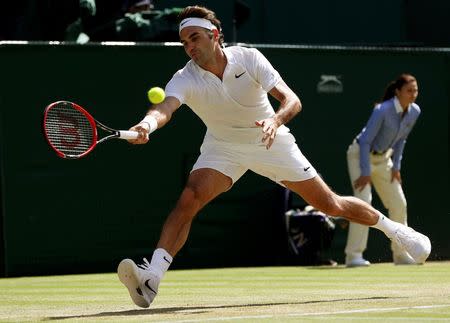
[127,124,149,144]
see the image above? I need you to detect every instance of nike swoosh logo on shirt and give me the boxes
[235,71,246,78]
[304,167,311,172]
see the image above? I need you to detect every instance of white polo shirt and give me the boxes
[165,46,292,144]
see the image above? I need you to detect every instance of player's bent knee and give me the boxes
[177,186,210,211]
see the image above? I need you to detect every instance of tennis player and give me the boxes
[117,5,431,308]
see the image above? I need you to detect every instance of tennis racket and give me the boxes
[43,101,139,159]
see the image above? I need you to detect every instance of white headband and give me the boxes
[179,17,218,34]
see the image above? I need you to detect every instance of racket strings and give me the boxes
[44,102,95,156]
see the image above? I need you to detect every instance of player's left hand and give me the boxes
[255,117,280,149]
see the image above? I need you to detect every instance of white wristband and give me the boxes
[140,115,158,134]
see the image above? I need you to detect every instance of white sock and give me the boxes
[371,214,402,238]
[149,248,173,279]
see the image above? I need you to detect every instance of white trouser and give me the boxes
[345,141,408,262]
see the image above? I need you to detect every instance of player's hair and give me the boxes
[178,6,224,46]
[379,73,417,103]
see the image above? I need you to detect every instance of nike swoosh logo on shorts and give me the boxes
[235,71,246,78]
[304,166,311,171]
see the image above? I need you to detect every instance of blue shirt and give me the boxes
[356,97,421,176]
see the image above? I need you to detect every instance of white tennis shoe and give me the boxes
[391,225,431,264]
[346,257,371,267]
[117,258,160,308]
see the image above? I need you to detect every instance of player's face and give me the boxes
[180,26,215,65]
[396,81,419,105]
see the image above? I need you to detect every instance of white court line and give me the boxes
[165,304,450,323]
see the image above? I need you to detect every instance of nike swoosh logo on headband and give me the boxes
[180,19,191,27]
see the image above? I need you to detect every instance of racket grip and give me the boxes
[118,130,140,140]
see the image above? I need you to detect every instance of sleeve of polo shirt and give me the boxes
[165,71,191,105]
[248,48,281,92]
[358,106,384,176]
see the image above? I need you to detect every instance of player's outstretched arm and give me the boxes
[128,96,181,145]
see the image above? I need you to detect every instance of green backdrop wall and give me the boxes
[0,42,448,276]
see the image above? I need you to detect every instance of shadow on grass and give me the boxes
[44,296,404,321]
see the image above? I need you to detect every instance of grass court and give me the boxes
[1,261,449,322]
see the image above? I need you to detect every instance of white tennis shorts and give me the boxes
[192,132,317,185]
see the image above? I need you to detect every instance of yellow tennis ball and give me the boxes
[147,87,165,104]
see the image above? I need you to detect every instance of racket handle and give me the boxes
[118,130,140,140]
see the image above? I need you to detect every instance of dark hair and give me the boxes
[379,74,417,103]
[178,6,224,46]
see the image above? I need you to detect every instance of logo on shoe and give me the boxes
[144,280,157,294]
